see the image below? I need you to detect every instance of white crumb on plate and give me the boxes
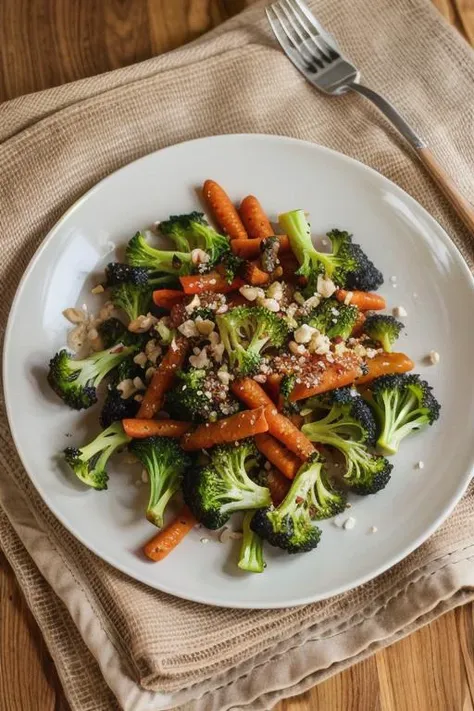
[390,275,397,283]
[369,526,378,534]
[200,537,210,544]
[427,350,440,365]
[343,516,356,530]
[415,460,425,470]
[333,515,345,528]
[392,305,407,318]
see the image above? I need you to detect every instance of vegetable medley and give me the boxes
[48,179,440,572]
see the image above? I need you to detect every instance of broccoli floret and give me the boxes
[363,314,404,353]
[220,250,244,283]
[302,388,392,495]
[48,343,138,410]
[160,212,230,265]
[104,263,176,288]
[165,368,211,422]
[305,297,359,339]
[366,374,440,455]
[183,440,270,529]
[99,357,142,428]
[129,437,191,527]
[238,511,265,573]
[250,453,325,553]
[216,305,289,375]
[154,319,176,345]
[64,421,130,490]
[109,282,152,322]
[97,318,127,349]
[125,231,193,275]
[278,211,383,291]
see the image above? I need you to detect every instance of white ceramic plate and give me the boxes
[4,134,474,609]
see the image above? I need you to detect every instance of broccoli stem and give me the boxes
[238,511,265,573]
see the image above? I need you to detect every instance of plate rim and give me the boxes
[3,133,474,609]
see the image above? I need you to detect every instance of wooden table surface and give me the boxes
[1,1,474,709]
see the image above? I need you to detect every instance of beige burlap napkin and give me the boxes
[1,1,474,709]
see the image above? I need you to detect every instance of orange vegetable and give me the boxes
[181,406,269,451]
[357,352,415,385]
[289,355,364,402]
[351,310,366,337]
[287,412,304,429]
[179,272,244,295]
[231,235,290,259]
[264,373,283,408]
[266,468,291,506]
[152,289,185,310]
[122,419,192,439]
[202,179,248,240]
[143,505,197,561]
[335,289,386,311]
[239,195,274,239]
[241,260,270,285]
[137,338,189,419]
[230,379,314,460]
[264,405,315,459]
[255,433,301,480]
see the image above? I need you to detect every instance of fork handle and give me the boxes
[351,83,474,234]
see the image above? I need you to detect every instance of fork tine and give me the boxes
[265,6,310,75]
[283,0,338,63]
[277,1,323,67]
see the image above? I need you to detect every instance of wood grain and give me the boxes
[1,1,474,710]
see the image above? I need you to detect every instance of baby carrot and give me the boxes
[152,289,185,310]
[143,505,197,561]
[357,352,415,384]
[181,406,269,451]
[335,289,386,311]
[289,356,364,402]
[122,419,192,439]
[264,405,315,460]
[179,272,244,295]
[351,310,366,337]
[255,433,301,480]
[202,180,248,240]
[137,337,189,419]
[231,377,273,409]
[239,195,274,239]
[231,235,290,259]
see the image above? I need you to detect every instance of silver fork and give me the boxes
[266,0,474,234]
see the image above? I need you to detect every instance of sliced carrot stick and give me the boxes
[264,405,315,459]
[181,406,269,451]
[231,377,274,409]
[144,505,197,561]
[240,260,270,285]
[357,352,415,385]
[255,433,301,480]
[289,356,364,402]
[231,235,290,259]
[351,310,366,337]
[202,179,248,240]
[152,289,185,310]
[179,272,244,295]
[266,467,291,506]
[137,337,189,419]
[122,419,192,439]
[239,195,274,239]
[230,379,314,459]
[335,289,386,311]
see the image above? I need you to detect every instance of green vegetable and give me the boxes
[160,212,230,265]
[64,422,130,490]
[365,374,440,455]
[278,210,383,291]
[125,231,193,275]
[216,305,289,375]
[129,437,191,527]
[183,439,270,530]
[250,453,326,554]
[47,342,138,410]
[302,388,392,495]
[305,297,358,339]
[238,511,265,573]
[363,314,404,353]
